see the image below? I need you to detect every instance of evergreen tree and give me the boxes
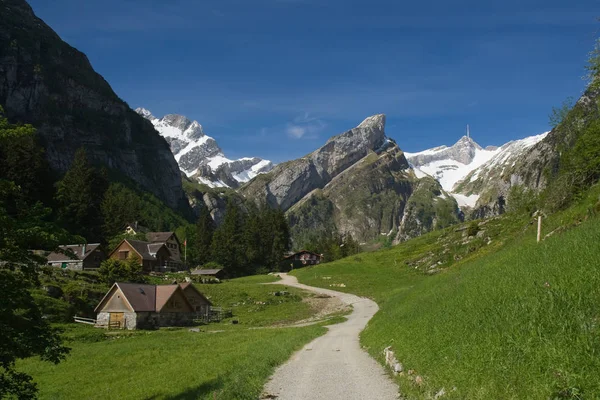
[210,198,246,276]
[268,208,291,269]
[101,183,141,238]
[0,106,53,204]
[55,148,108,241]
[195,205,215,266]
[242,205,263,273]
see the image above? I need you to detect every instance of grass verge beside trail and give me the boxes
[294,196,600,399]
[19,275,327,399]
[196,274,316,326]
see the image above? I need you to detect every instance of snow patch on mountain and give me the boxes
[135,108,273,188]
[405,136,496,192]
[406,133,548,209]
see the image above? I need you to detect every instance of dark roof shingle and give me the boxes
[146,232,175,243]
[191,268,223,275]
[115,283,157,312]
[126,240,157,261]
[46,244,101,263]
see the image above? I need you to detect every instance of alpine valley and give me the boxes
[0,0,590,249]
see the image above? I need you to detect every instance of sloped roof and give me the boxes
[180,282,213,306]
[147,243,168,256]
[117,283,157,311]
[95,283,202,313]
[155,285,179,311]
[94,282,156,313]
[47,243,101,263]
[147,232,175,243]
[191,268,223,275]
[125,240,159,261]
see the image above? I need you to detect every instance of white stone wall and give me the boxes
[96,312,110,327]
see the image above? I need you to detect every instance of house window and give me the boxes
[118,251,129,260]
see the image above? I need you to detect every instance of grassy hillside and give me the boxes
[293,186,600,399]
[19,275,333,399]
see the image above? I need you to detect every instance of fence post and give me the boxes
[537,215,542,243]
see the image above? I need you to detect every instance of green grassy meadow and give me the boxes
[19,275,327,399]
[294,187,600,399]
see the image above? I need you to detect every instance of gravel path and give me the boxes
[261,274,399,400]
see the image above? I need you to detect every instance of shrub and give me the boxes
[98,256,145,284]
[202,261,224,270]
[32,292,74,323]
[467,221,480,237]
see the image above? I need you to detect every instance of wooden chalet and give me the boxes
[94,282,212,329]
[46,244,105,270]
[146,232,182,263]
[108,239,181,272]
[280,250,323,271]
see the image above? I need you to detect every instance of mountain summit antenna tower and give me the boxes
[466,124,470,139]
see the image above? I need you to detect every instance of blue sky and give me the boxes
[29,0,599,162]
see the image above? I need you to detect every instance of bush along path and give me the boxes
[261,274,399,400]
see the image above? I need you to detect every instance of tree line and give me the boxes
[186,199,291,276]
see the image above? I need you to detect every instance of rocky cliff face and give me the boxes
[0,0,188,210]
[464,86,600,217]
[241,114,389,210]
[136,108,273,188]
[243,114,460,243]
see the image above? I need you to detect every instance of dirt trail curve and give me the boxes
[261,273,399,400]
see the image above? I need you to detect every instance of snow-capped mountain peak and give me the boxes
[405,132,548,208]
[136,107,156,120]
[405,135,495,196]
[136,108,273,188]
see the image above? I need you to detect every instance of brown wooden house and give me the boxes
[108,239,173,272]
[146,232,182,263]
[94,282,212,329]
[280,250,323,271]
[46,244,105,270]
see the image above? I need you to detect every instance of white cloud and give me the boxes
[286,125,307,138]
[285,113,326,139]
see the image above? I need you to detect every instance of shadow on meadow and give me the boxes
[144,378,223,400]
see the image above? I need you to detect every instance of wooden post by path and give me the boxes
[537,215,542,243]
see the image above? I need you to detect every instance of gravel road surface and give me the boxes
[261,273,399,400]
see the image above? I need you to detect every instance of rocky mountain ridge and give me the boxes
[0,0,188,211]
[406,133,547,209]
[136,108,273,188]
[242,114,460,243]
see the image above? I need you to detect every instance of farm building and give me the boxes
[191,268,226,280]
[280,250,323,271]
[94,282,212,330]
[108,239,182,272]
[46,243,105,270]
